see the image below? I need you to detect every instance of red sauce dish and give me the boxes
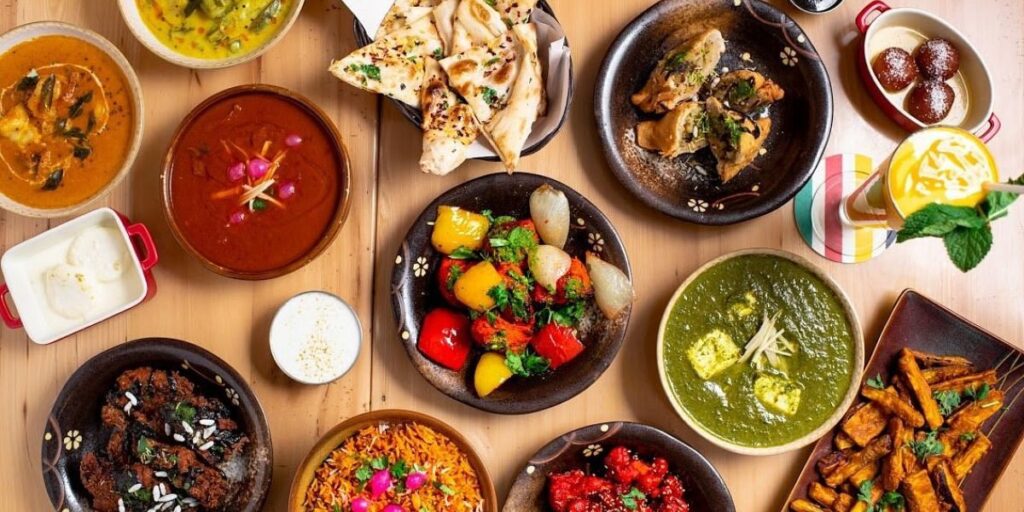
[855,0,999,141]
[162,85,351,280]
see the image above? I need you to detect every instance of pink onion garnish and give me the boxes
[285,134,303,147]
[382,505,405,512]
[247,158,270,180]
[277,181,296,200]
[405,472,427,491]
[351,497,370,512]
[227,162,245,182]
[229,211,247,225]
[369,470,393,499]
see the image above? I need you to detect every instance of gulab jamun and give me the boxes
[906,80,954,124]
[872,47,918,91]
[915,38,960,80]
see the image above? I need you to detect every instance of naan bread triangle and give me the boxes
[432,0,459,54]
[481,23,542,172]
[439,29,521,124]
[377,0,439,38]
[420,58,480,175]
[450,0,509,55]
[330,16,444,108]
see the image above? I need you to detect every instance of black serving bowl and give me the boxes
[595,0,833,225]
[353,0,574,162]
[503,422,735,511]
[391,172,632,414]
[41,338,273,512]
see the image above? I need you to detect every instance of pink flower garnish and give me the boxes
[227,162,245,182]
[405,472,427,491]
[229,211,247,225]
[277,181,296,200]
[351,497,370,512]
[285,134,303,147]
[247,158,270,180]
[382,505,405,512]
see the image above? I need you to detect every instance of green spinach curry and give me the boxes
[662,255,854,447]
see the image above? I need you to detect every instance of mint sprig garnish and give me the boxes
[896,174,1022,272]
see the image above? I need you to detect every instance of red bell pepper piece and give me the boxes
[436,257,471,307]
[417,309,472,371]
[530,324,585,369]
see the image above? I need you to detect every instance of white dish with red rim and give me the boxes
[855,0,999,139]
[0,207,158,344]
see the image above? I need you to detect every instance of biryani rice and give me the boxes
[304,422,484,512]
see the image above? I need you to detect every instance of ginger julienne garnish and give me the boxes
[210,136,301,224]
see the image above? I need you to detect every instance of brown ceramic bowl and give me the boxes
[503,421,735,511]
[782,289,1024,511]
[41,338,273,512]
[656,249,864,455]
[391,173,632,414]
[161,84,352,280]
[595,0,833,225]
[287,409,498,512]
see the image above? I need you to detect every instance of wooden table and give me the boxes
[1,1,1021,510]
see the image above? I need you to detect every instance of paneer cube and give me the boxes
[754,373,802,415]
[686,329,739,380]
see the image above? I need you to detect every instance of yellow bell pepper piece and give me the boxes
[454,261,504,311]
[475,352,513,397]
[431,206,490,255]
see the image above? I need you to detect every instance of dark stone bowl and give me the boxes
[595,0,833,225]
[503,422,735,511]
[41,338,273,512]
[391,172,632,414]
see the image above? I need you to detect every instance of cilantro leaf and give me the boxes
[896,204,986,243]
[943,224,992,272]
[434,481,457,496]
[908,431,944,460]
[857,479,874,505]
[369,456,389,470]
[620,487,646,510]
[481,86,500,106]
[537,301,586,327]
[959,431,977,442]
[505,349,550,377]
[964,382,991,401]
[355,465,373,482]
[866,374,886,390]
[390,459,409,479]
[879,491,905,510]
[933,390,962,416]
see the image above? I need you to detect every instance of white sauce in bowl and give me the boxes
[269,291,362,385]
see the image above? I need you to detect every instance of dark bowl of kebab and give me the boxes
[41,338,272,512]
[503,421,735,511]
[595,0,833,225]
[391,172,634,414]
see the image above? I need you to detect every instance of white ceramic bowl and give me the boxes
[0,208,158,344]
[655,249,865,456]
[269,291,362,385]
[117,0,305,69]
[0,22,145,218]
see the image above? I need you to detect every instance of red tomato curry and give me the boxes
[168,91,342,274]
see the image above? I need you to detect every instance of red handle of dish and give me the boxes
[126,223,159,272]
[0,284,22,329]
[855,0,890,34]
[976,113,1001,143]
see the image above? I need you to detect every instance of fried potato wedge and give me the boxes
[861,386,926,428]
[898,349,944,430]
[825,435,892,487]
[842,402,889,447]
[903,469,941,512]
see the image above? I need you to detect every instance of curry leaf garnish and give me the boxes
[73,145,92,160]
[42,168,63,191]
[68,91,93,119]
[184,0,202,17]
[249,0,283,32]
[17,69,38,92]
[41,74,56,110]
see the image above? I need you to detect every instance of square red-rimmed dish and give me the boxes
[855,0,1000,141]
[0,207,158,344]
[781,289,1024,511]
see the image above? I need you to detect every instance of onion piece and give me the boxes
[586,252,634,319]
[530,185,570,248]
[529,245,572,289]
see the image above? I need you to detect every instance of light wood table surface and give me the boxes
[1,1,1021,511]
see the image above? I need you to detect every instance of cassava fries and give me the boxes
[898,349,944,430]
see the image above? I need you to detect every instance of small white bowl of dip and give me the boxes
[270,291,362,385]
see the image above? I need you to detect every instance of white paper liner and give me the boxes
[340,0,572,159]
